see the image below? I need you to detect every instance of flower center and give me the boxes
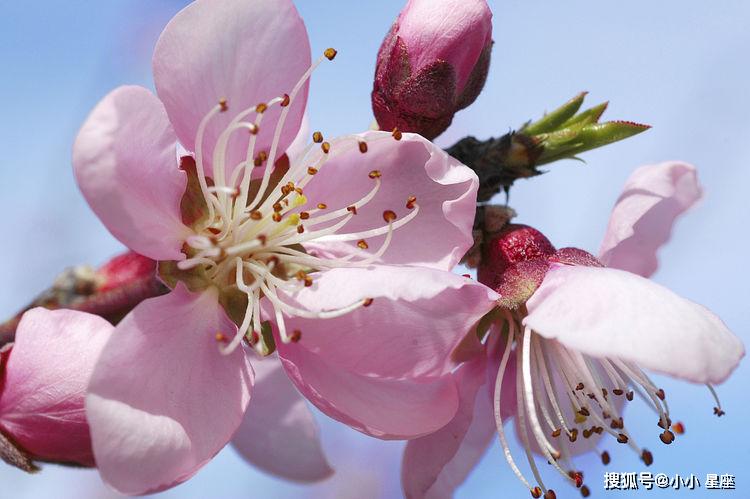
[492,309,724,498]
[173,50,418,356]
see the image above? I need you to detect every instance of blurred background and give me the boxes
[0,1,747,497]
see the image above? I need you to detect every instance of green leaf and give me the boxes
[522,92,587,135]
[561,101,609,127]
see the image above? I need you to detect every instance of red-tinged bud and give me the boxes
[478,224,555,309]
[372,0,493,140]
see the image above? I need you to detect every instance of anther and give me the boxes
[383,210,397,222]
[321,142,331,154]
[626,391,634,401]
[324,47,338,60]
[580,485,591,498]
[657,416,672,429]
[363,298,374,307]
[601,451,611,465]
[659,430,675,445]
[317,203,327,210]
[357,240,369,249]
[248,123,259,135]
[617,433,629,444]
[672,422,685,434]
[257,234,267,246]
[312,131,323,143]
[713,407,725,417]
[219,98,228,112]
[272,213,282,222]
[358,141,368,153]
[571,472,583,488]
[602,388,608,399]
[347,206,358,215]
[568,429,578,442]
[295,270,307,281]
[297,224,305,234]
[582,428,592,439]
[369,170,382,179]
[300,211,310,220]
[280,93,291,107]
[613,388,624,396]
[551,428,561,438]
[544,490,556,499]
[575,382,584,391]
[656,388,665,400]
[392,127,403,140]
[273,202,283,213]
[641,449,654,466]
[215,332,227,342]
[290,329,302,342]
[406,195,417,209]
[250,211,263,220]
[530,487,542,498]
[307,166,318,175]
[578,407,590,417]
[304,276,313,287]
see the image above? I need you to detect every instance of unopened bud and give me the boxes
[372,0,493,140]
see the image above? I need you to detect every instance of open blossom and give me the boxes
[0,309,112,468]
[69,0,494,494]
[402,161,744,499]
[372,0,493,139]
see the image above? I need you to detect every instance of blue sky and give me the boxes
[0,1,747,498]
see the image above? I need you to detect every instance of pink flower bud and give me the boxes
[372,0,493,140]
[0,308,113,467]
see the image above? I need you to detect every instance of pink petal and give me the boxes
[277,266,499,379]
[278,350,458,440]
[302,131,478,270]
[231,354,332,483]
[524,265,744,384]
[402,356,495,499]
[86,284,253,495]
[72,85,190,261]
[598,161,702,277]
[153,0,310,178]
[0,309,113,466]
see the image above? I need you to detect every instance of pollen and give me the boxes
[256,102,268,113]
[672,421,685,434]
[406,195,417,209]
[358,141,368,153]
[324,47,338,60]
[317,203,327,210]
[641,449,654,466]
[392,127,402,140]
[363,298,374,307]
[280,93,291,107]
[321,141,331,154]
[307,166,318,175]
[272,212,282,222]
[250,210,263,220]
[219,98,228,112]
[300,211,310,220]
[347,205,358,215]
[312,131,323,143]
[368,170,381,179]
[297,224,305,234]
[357,239,369,249]
[290,329,302,342]
[531,487,542,498]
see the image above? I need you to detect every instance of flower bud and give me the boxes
[0,308,113,468]
[372,0,492,140]
[478,224,555,309]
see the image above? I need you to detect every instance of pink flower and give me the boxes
[402,161,744,499]
[70,0,492,494]
[372,0,493,139]
[0,308,112,467]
